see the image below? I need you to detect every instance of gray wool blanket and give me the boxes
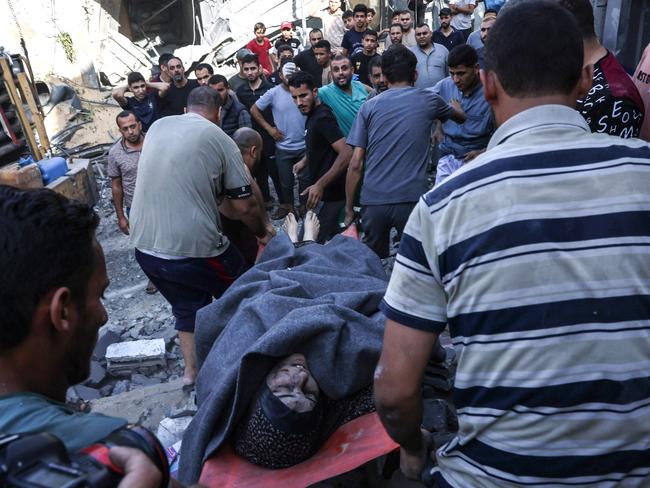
[178,234,388,483]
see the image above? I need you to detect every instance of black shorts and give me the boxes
[135,244,246,332]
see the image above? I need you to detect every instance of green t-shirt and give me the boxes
[0,392,127,452]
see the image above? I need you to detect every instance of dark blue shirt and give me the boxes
[431,28,466,53]
[122,93,160,132]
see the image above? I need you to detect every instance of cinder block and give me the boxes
[105,338,166,375]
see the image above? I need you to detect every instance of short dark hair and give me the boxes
[368,55,382,75]
[288,71,316,90]
[484,8,498,16]
[115,109,137,125]
[195,63,214,74]
[158,53,174,68]
[208,74,228,87]
[342,10,353,20]
[415,22,430,29]
[390,23,404,32]
[167,55,183,67]
[278,44,295,55]
[485,0,583,97]
[241,53,260,66]
[127,71,145,85]
[313,40,332,51]
[353,3,368,14]
[363,29,378,39]
[392,10,403,18]
[368,7,376,15]
[254,22,266,32]
[187,86,226,110]
[0,186,99,351]
[556,0,596,38]
[448,44,478,68]
[381,44,417,84]
[309,28,322,36]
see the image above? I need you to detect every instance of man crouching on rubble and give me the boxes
[0,185,162,487]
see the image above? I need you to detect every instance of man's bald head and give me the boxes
[233,128,263,168]
[233,127,263,151]
[187,86,225,124]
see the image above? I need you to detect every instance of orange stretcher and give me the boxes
[199,412,398,488]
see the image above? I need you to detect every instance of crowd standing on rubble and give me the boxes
[2,0,650,486]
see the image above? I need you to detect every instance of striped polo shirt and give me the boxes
[382,105,650,487]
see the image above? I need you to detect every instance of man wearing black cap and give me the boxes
[432,7,466,52]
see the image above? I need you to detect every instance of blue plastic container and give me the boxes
[37,157,68,185]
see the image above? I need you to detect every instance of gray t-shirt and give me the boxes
[255,84,307,152]
[347,87,453,205]
[107,139,140,208]
[411,43,449,89]
[129,113,252,258]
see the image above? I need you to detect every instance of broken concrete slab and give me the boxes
[90,379,186,432]
[157,416,193,448]
[105,338,166,375]
[131,373,162,387]
[73,385,102,401]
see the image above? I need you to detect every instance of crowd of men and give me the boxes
[2,0,650,486]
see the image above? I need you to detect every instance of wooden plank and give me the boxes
[16,72,51,154]
[0,58,41,160]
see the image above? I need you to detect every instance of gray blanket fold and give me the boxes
[178,234,388,483]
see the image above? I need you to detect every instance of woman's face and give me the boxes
[266,353,320,412]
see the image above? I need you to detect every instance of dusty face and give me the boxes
[389,26,403,44]
[242,61,262,82]
[450,63,479,94]
[266,353,320,413]
[129,80,147,101]
[480,18,496,43]
[415,26,432,48]
[440,15,451,29]
[289,83,317,115]
[370,66,386,93]
[331,57,352,89]
[195,68,211,86]
[63,243,109,386]
[117,113,142,144]
[362,34,378,54]
[167,58,185,83]
[313,47,331,67]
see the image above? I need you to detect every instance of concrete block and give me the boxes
[74,385,101,401]
[105,338,166,375]
[157,416,193,448]
[93,330,120,360]
[168,390,197,418]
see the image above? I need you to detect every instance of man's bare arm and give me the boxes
[110,178,129,235]
[147,80,170,97]
[374,318,440,478]
[302,138,352,209]
[344,146,365,225]
[250,104,284,141]
[229,195,275,243]
[111,85,129,106]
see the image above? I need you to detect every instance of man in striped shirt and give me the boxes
[374,1,650,486]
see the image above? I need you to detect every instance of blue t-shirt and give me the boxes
[255,85,306,152]
[0,392,127,452]
[431,77,494,158]
[123,93,160,132]
[347,86,452,205]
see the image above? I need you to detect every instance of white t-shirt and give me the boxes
[450,0,476,30]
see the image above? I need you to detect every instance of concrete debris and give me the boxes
[93,330,120,360]
[131,373,162,387]
[169,390,197,419]
[157,416,194,448]
[106,338,166,375]
[112,380,130,396]
[74,385,102,401]
[85,361,107,387]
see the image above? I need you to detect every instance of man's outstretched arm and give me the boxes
[374,318,440,479]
